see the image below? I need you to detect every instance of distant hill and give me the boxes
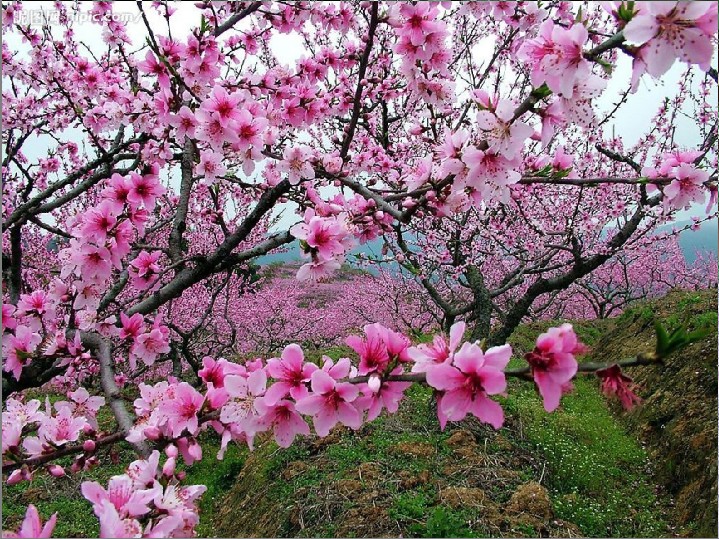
[670,220,718,263]
[259,220,717,266]
[258,237,385,266]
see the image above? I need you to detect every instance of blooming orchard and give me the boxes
[1,1,717,537]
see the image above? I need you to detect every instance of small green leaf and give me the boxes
[654,321,669,356]
[532,83,553,100]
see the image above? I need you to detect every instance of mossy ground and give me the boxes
[3,289,715,537]
[589,289,718,537]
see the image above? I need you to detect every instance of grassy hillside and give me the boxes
[589,289,718,537]
[210,321,673,538]
[3,290,715,538]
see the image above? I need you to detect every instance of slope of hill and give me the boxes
[589,289,718,537]
[205,322,692,537]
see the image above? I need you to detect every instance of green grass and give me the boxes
[4,319,673,537]
[182,440,247,537]
[502,373,668,536]
[389,492,485,538]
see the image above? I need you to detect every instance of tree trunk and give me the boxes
[466,265,492,341]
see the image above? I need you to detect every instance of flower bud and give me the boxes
[143,426,162,441]
[83,440,96,452]
[368,374,382,394]
[162,457,176,477]
[48,465,66,477]
[7,469,24,485]
[165,444,178,458]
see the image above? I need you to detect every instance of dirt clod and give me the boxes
[506,481,554,520]
[446,429,477,449]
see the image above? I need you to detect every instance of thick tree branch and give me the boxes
[340,2,379,160]
[79,332,150,457]
[127,180,291,316]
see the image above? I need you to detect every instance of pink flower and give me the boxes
[409,321,465,372]
[662,163,709,210]
[295,369,362,436]
[624,2,717,77]
[2,505,56,538]
[102,173,132,214]
[525,324,584,412]
[134,382,172,417]
[169,106,198,140]
[196,150,226,184]
[4,398,43,425]
[196,112,237,151]
[198,356,244,388]
[475,99,533,159]
[296,257,341,282]
[396,3,444,47]
[55,387,105,429]
[81,476,158,518]
[126,172,165,210]
[205,382,229,410]
[380,326,412,363]
[38,407,88,446]
[199,85,243,128]
[254,398,311,447]
[160,382,205,437]
[130,327,170,368]
[92,500,143,538]
[69,243,113,283]
[119,313,144,340]
[2,419,23,454]
[596,364,642,410]
[346,323,390,375]
[2,325,42,380]
[220,369,267,435]
[137,50,170,88]
[153,482,206,521]
[129,251,162,291]
[517,21,590,98]
[2,304,17,332]
[264,344,318,405]
[234,109,267,152]
[291,213,347,261]
[277,146,315,185]
[176,437,203,466]
[426,343,511,429]
[80,202,117,241]
[17,290,52,319]
[125,451,161,489]
[355,368,411,422]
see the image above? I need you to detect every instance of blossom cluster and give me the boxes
[82,450,206,538]
[290,209,354,281]
[642,150,711,212]
[121,322,588,460]
[2,389,104,484]
[0,316,653,538]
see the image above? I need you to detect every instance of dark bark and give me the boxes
[466,265,492,341]
[488,198,655,346]
[8,225,23,304]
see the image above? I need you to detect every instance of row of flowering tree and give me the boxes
[2,1,717,537]
[375,221,717,333]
